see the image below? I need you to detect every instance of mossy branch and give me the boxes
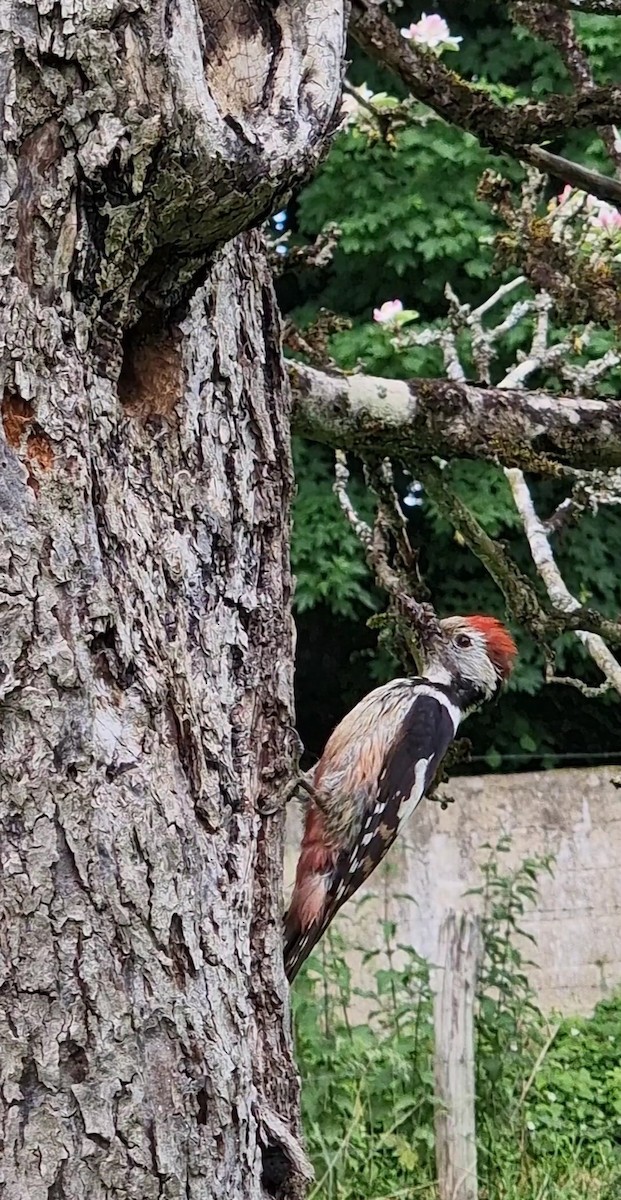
[350,0,621,206]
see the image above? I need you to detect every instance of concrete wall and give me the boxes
[284,766,621,1015]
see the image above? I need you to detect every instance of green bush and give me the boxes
[527,999,621,1166]
[291,844,621,1199]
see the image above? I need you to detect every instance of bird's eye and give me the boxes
[456,633,472,649]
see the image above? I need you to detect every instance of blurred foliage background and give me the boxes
[277,1,621,772]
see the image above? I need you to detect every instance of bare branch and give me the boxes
[300,269,621,666]
[363,458,417,579]
[419,462,621,648]
[486,296,621,692]
[541,464,621,532]
[292,254,621,673]
[562,349,621,395]
[419,462,550,629]
[409,284,621,675]
[333,449,374,549]
[545,669,614,696]
[333,450,442,650]
[544,0,621,12]
[511,1,593,92]
[470,276,527,320]
[512,0,621,171]
[544,495,577,534]
[270,224,341,277]
[505,468,621,693]
[527,146,621,205]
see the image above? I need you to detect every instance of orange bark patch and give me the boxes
[27,431,54,472]
[2,389,54,496]
[119,333,183,420]
[2,390,34,447]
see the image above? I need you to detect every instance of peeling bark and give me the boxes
[0,1,346,1197]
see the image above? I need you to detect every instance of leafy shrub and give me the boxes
[527,998,621,1167]
[291,843,621,1199]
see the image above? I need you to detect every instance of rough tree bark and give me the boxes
[0,2,345,1198]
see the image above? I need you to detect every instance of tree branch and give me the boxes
[419,462,549,629]
[419,462,621,648]
[427,278,621,687]
[545,0,621,11]
[349,0,621,204]
[504,468,621,692]
[511,1,621,173]
[333,450,442,660]
[290,285,621,653]
[527,146,621,205]
[511,1,594,93]
[289,360,621,472]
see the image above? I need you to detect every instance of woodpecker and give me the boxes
[284,615,517,982]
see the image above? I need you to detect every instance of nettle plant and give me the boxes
[291,842,621,1200]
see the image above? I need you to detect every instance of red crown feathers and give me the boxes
[464,616,518,680]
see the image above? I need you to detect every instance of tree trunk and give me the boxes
[0,3,345,1197]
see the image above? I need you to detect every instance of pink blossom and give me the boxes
[591,202,621,234]
[400,13,462,52]
[556,187,621,233]
[373,300,404,324]
[340,83,374,124]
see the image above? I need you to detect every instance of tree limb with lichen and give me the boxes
[290,362,621,473]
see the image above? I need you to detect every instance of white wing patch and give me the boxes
[397,755,432,831]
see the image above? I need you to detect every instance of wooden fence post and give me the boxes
[434,910,481,1200]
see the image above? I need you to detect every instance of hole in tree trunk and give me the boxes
[261,1142,293,1199]
[118,327,183,421]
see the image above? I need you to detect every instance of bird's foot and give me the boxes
[426,790,455,811]
[258,727,322,816]
[259,772,326,817]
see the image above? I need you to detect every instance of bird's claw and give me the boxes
[259,772,326,818]
[426,791,455,810]
[257,727,307,816]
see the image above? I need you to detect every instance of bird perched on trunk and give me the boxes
[284,614,517,982]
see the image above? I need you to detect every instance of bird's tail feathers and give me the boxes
[284,887,332,983]
[284,802,336,982]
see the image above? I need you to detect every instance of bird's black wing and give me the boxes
[284,691,456,982]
